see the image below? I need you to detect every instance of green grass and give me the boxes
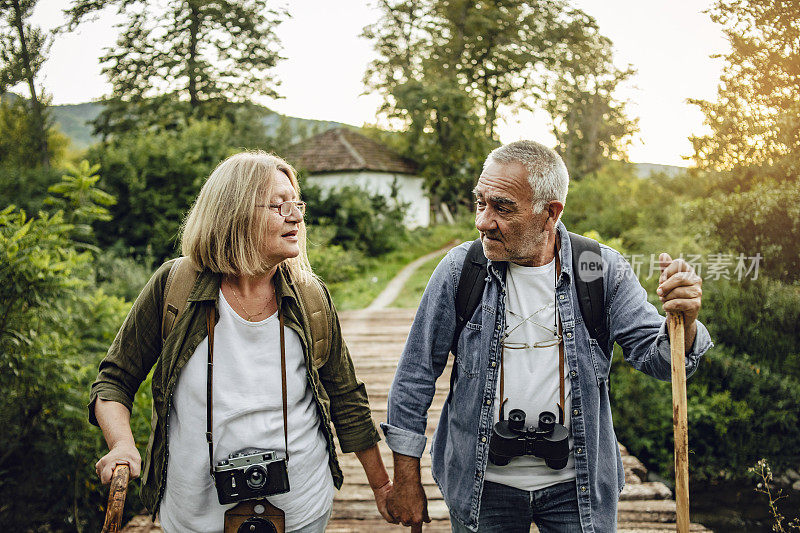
[391,252,447,308]
[327,218,477,310]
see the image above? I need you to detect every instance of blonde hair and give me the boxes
[180,151,313,280]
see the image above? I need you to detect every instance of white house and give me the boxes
[285,128,429,228]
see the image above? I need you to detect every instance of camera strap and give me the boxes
[499,244,565,425]
[205,303,290,477]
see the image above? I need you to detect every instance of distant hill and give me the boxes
[48,99,349,149]
[631,162,687,178]
[20,96,689,177]
[50,102,104,148]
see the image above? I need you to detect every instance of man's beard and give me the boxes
[482,227,548,261]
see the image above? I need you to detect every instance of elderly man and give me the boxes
[382,141,713,532]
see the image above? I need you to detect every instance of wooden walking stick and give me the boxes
[101,463,130,533]
[668,312,690,533]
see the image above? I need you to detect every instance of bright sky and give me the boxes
[28,0,728,166]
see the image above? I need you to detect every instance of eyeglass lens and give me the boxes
[281,201,305,216]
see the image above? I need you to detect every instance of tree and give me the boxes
[689,0,800,185]
[0,0,51,167]
[689,0,800,283]
[543,31,638,179]
[363,0,635,202]
[66,0,286,139]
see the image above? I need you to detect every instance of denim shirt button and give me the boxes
[577,447,583,454]
[485,399,491,405]
[570,370,577,378]
[581,486,587,492]
[481,436,487,443]
[491,361,497,368]
[573,409,579,416]
[559,294,566,300]
[566,331,573,339]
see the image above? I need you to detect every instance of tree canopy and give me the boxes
[65,0,286,138]
[363,0,637,200]
[0,0,51,166]
[690,0,800,184]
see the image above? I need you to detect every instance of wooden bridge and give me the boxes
[122,308,709,532]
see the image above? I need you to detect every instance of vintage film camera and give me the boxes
[214,448,290,505]
[488,408,570,469]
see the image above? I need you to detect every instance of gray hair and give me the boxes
[484,140,569,213]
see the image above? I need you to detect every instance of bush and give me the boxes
[88,119,238,262]
[302,183,408,256]
[701,277,800,380]
[0,205,138,530]
[610,344,800,482]
[93,242,157,301]
[698,179,800,283]
[305,224,367,284]
[0,165,62,213]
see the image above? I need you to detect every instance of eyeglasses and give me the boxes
[502,306,562,349]
[256,200,306,217]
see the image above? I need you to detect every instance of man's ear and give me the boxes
[547,201,565,224]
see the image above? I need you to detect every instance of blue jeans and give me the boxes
[450,480,582,533]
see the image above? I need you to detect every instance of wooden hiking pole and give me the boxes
[668,312,690,533]
[101,463,130,533]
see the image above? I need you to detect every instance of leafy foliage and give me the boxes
[543,31,638,179]
[46,160,117,246]
[303,183,408,257]
[88,119,238,261]
[689,0,800,180]
[0,95,66,169]
[363,0,637,202]
[701,277,800,380]
[610,344,800,482]
[66,0,286,139]
[0,0,52,167]
[0,162,61,212]
[0,168,157,530]
[698,179,800,283]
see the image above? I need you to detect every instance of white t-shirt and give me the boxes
[484,259,577,491]
[159,291,334,533]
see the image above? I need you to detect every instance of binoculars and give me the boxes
[488,408,570,469]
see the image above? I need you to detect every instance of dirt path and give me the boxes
[366,241,460,310]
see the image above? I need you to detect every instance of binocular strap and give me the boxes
[205,304,290,477]
[499,249,566,425]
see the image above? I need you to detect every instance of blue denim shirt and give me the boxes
[382,222,713,532]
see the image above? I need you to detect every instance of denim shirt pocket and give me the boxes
[456,321,483,378]
[588,338,611,386]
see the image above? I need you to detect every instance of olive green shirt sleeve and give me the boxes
[316,283,381,453]
[87,261,172,426]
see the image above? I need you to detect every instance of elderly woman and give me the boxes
[90,151,392,532]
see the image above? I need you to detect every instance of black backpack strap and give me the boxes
[568,232,610,357]
[451,239,488,356]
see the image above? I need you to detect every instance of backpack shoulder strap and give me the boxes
[567,232,610,357]
[451,239,488,356]
[451,235,610,358]
[161,257,200,342]
[293,273,332,364]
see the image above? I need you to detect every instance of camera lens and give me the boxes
[237,518,277,533]
[245,465,268,490]
[538,411,555,433]
[508,409,526,432]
